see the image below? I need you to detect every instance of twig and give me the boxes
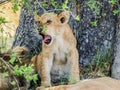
[0,57,20,90]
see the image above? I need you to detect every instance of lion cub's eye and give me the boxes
[46,20,52,25]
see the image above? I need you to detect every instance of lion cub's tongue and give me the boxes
[44,35,51,44]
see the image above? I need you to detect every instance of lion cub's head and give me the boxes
[34,11,70,45]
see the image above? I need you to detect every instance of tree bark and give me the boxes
[77,0,117,67]
[12,1,44,59]
[112,5,120,79]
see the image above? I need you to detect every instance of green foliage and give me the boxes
[0,17,7,24]
[9,54,38,83]
[62,0,69,10]
[88,0,102,15]
[9,53,20,64]
[12,0,30,12]
[51,0,58,8]
[88,0,119,16]
[13,64,38,83]
[12,0,20,12]
[0,53,38,88]
[11,81,16,86]
[41,0,69,10]
[41,2,48,7]
[108,0,118,4]
[113,9,119,15]
[108,0,119,16]
[90,20,98,26]
[75,15,80,21]
[0,17,8,52]
[3,72,9,77]
[0,36,7,52]
[13,4,19,12]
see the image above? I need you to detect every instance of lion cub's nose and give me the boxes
[12,46,28,57]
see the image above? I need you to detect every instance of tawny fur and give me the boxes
[36,77,120,90]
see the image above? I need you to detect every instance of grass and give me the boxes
[80,47,113,80]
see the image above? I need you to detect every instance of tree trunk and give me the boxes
[77,0,117,67]
[112,5,120,79]
[12,1,44,59]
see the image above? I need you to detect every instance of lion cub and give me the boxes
[33,11,80,87]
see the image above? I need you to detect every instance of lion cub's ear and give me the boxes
[57,11,70,24]
[34,14,41,21]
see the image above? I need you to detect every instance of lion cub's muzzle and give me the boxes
[37,23,52,45]
[39,33,52,45]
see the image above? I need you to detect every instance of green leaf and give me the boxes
[62,4,68,10]
[88,0,101,15]
[88,0,96,9]
[9,56,16,64]
[51,0,58,8]
[3,72,9,77]
[113,9,119,15]
[13,4,19,12]
[62,0,69,10]
[90,20,98,26]
[13,65,22,76]
[9,53,17,64]
[108,0,118,4]
[11,81,16,86]
[0,17,6,24]
[33,74,38,83]
[42,2,48,7]
[75,15,80,21]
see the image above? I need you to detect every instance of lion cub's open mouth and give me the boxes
[39,33,52,45]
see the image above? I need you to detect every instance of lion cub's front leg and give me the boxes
[68,48,80,84]
[36,54,53,87]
